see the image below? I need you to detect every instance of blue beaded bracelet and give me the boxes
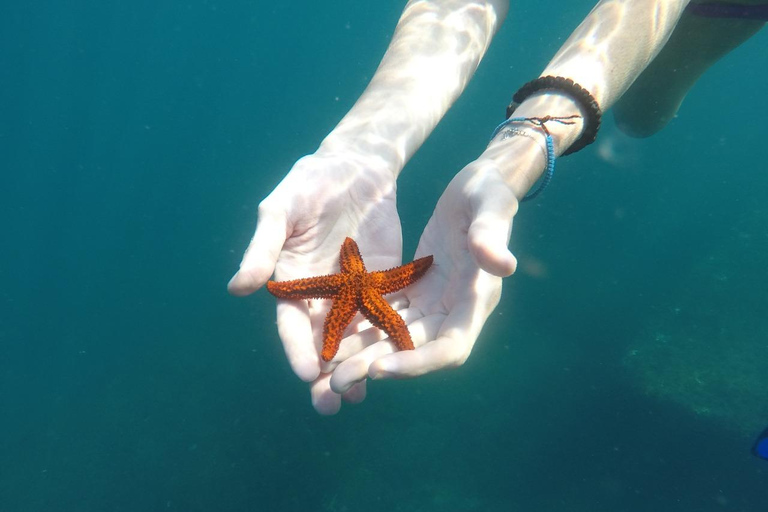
[490,115,580,201]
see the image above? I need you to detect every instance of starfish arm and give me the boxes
[265,238,432,360]
[321,285,359,361]
[360,287,414,351]
[266,274,345,300]
[339,237,366,274]
[371,255,433,295]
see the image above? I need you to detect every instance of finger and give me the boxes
[329,340,391,394]
[369,335,470,379]
[468,191,518,277]
[369,285,495,379]
[326,306,428,370]
[341,380,366,404]
[310,373,341,415]
[275,301,321,382]
[330,341,389,394]
[329,312,445,394]
[227,208,287,296]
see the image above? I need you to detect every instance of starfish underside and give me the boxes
[266,237,433,361]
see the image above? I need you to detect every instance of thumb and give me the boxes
[227,209,287,296]
[467,190,518,277]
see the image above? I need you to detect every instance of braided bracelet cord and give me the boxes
[507,76,602,156]
[490,114,581,201]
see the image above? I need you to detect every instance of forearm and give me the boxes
[320,0,509,176]
[544,0,691,110]
[482,0,690,197]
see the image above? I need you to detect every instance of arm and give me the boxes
[228,0,509,415]
[495,0,691,198]
[328,0,694,388]
[321,0,510,174]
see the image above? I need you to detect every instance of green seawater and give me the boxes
[1,1,767,511]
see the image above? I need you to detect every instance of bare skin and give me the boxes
[230,0,764,414]
[614,0,765,137]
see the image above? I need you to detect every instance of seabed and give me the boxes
[624,211,768,436]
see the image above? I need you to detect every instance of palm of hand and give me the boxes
[249,152,403,383]
[328,162,517,390]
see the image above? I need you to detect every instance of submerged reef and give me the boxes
[624,212,768,435]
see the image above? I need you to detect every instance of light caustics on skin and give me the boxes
[321,0,506,174]
[542,0,689,110]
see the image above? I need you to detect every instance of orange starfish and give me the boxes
[266,237,433,361]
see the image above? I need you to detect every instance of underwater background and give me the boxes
[2,1,767,510]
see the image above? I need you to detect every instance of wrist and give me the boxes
[479,132,549,201]
[509,92,587,156]
[479,87,595,200]
[316,129,404,181]
[316,124,406,179]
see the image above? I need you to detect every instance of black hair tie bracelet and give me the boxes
[506,76,602,156]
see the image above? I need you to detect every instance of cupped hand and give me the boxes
[227,149,403,414]
[328,159,519,393]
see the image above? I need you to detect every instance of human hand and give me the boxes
[327,159,519,392]
[227,149,403,413]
